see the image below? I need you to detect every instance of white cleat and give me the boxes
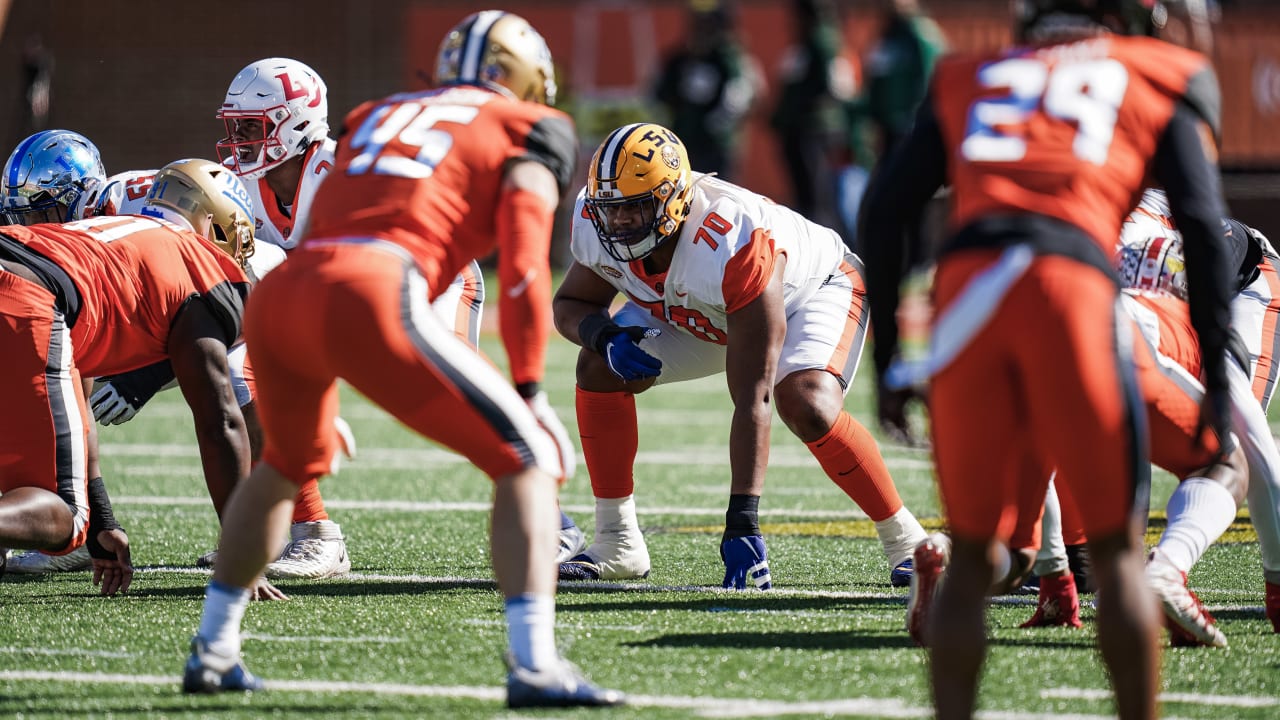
[556,524,587,564]
[559,527,651,581]
[266,521,351,579]
[1146,551,1227,648]
[5,545,92,573]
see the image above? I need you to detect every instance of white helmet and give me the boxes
[216,58,328,180]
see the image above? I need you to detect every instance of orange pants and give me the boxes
[0,269,89,553]
[244,241,560,486]
[930,251,1148,543]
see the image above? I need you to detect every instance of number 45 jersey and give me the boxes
[570,173,848,345]
[303,86,576,298]
[930,34,1219,254]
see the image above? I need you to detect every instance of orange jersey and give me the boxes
[0,216,249,377]
[930,35,1216,253]
[303,86,577,297]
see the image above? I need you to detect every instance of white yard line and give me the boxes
[1041,687,1278,709]
[0,670,1258,718]
[0,647,135,659]
[241,632,406,644]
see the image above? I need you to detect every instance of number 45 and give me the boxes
[961,58,1129,165]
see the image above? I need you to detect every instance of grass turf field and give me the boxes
[2,305,1278,718]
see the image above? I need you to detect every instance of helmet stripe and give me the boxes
[6,130,50,188]
[460,10,504,84]
[597,123,645,183]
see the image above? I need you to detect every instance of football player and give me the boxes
[554,122,928,589]
[182,11,622,707]
[861,0,1237,717]
[0,158,260,599]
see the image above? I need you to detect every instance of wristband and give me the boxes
[578,313,622,356]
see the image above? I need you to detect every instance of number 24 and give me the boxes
[961,58,1129,165]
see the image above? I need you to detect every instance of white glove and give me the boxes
[89,382,141,426]
[526,391,576,480]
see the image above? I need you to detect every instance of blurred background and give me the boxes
[0,0,1275,259]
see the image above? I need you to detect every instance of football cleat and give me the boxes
[195,549,218,568]
[558,527,650,581]
[266,521,350,579]
[720,535,772,590]
[5,545,92,573]
[1146,551,1226,648]
[506,655,625,708]
[1019,572,1083,628]
[556,523,587,565]
[890,558,914,588]
[906,533,950,647]
[182,637,264,694]
[1266,581,1280,634]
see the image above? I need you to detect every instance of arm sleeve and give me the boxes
[195,280,251,347]
[497,186,556,387]
[1152,100,1233,390]
[858,95,948,377]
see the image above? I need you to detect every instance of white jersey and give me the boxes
[76,169,158,219]
[570,173,845,345]
[246,137,335,250]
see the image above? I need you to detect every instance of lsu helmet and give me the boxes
[142,159,256,269]
[216,57,329,180]
[434,10,557,105]
[585,123,694,262]
[1,129,106,225]
[1014,0,1164,41]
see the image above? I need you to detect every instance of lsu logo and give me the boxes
[661,145,680,170]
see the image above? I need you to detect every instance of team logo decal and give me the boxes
[661,145,680,170]
[601,265,623,279]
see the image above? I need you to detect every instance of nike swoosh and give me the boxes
[506,269,536,298]
[673,290,688,298]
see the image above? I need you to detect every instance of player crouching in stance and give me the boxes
[0,157,259,597]
[554,122,927,589]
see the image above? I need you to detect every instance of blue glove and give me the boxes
[603,327,662,382]
[721,535,772,590]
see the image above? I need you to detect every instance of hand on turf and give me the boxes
[525,391,576,481]
[251,576,289,601]
[90,528,133,597]
[720,535,772,590]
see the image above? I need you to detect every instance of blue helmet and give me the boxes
[1,129,107,225]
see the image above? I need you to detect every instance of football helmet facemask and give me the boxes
[1014,0,1164,41]
[585,123,693,263]
[434,10,558,105]
[1,129,106,225]
[142,159,256,269]
[216,57,329,180]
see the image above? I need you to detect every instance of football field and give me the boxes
[1,315,1277,719]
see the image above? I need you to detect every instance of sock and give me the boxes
[723,494,761,542]
[505,594,557,672]
[806,411,902,521]
[291,479,329,523]
[1266,582,1280,633]
[575,388,637,499]
[197,580,251,662]
[873,506,928,567]
[1156,477,1238,574]
[595,495,640,536]
[1034,479,1071,577]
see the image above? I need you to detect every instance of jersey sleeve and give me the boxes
[722,228,779,313]
[197,280,251,347]
[520,114,578,194]
[1182,66,1222,143]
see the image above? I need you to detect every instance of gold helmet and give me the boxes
[434,10,557,105]
[142,158,256,269]
[585,123,694,262]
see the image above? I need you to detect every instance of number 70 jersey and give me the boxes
[931,34,1219,253]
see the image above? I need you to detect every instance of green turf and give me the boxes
[2,327,1277,719]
